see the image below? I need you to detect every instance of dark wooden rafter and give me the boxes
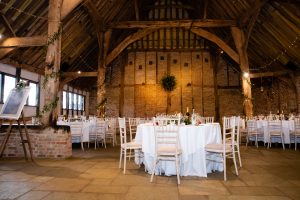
[239,0,268,27]
[106,28,158,65]
[249,70,291,78]
[0,0,83,60]
[203,0,208,19]
[134,0,140,21]
[63,71,97,77]
[108,19,238,29]
[243,0,269,50]
[0,13,16,37]
[0,36,47,48]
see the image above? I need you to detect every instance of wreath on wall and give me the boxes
[160,74,177,92]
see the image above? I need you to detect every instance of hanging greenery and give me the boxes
[160,74,177,92]
[42,71,63,88]
[43,24,63,55]
[36,97,59,119]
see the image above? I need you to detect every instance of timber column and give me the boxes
[231,27,253,117]
[42,0,63,125]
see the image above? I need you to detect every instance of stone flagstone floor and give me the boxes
[0,144,300,200]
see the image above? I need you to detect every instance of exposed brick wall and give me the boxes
[99,52,299,121]
[0,128,72,159]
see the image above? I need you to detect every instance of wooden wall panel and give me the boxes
[134,85,146,117]
[125,52,135,85]
[157,52,168,81]
[146,52,156,84]
[123,86,134,117]
[193,86,203,115]
[203,88,215,116]
[135,52,146,84]
[192,52,203,86]
[181,52,192,112]
[145,85,157,117]
[202,52,214,86]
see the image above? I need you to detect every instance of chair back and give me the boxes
[268,120,282,134]
[128,118,140,141]
[295,118,300,133]
[153,118,180,156]
[233,116,240,143]
[106,118,116,135]
[95,119,107,141]
[154,117,181,126]
[204,117,214,123]
[247,120,258,133]
[70,121,83,143]
[223,116,235,146]
[118,117,127,146]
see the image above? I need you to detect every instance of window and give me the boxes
[20,78,38,106]
[68,92,73,109]
[63,91,67,109]
[62,91,85,112]
[73,93,78,110]
[3,75,16,102]
[28,82,38,106]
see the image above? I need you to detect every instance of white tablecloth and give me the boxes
[254,120,294,144]
[135,123,223,177]
[56,120,95,143]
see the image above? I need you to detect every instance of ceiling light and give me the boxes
[243,72,249,78]
[0,34,2,39]
[220,50,224,54]
[77,70,81,74]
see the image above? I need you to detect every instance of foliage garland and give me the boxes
[160,74,177,92]
[43,24,63,55]
[37,25,63,120]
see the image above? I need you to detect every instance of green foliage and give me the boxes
[36,97,59,119]
[42,71,63,88]
[160,74,177,92]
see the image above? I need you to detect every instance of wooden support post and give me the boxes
[42,0,63,125]
[231,27,253,117]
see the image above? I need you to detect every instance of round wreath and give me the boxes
[160,74,177,92]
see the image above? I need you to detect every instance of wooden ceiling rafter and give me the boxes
[108,19,238,29]
[0,36,47,48]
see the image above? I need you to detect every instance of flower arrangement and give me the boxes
[160,73,177,92]
[15,80,28,90]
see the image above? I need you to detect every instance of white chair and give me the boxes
[154,117,181,126]
[204,117,214,123]
[128,118,140,142]
[205,116,239,181]
[233,116,242,167]
[70,121,84,151]
[105,118,117,146]
[290,118,300,150]
[246,120,263,148]
[150,117,181,184]
[96,119,107,149]
[268,120,285,150]
[118,117,142,174]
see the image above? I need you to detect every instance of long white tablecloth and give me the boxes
[255,120,294,144]
[135,123,223,177]
[56,120,95,143]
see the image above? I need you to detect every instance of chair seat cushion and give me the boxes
[205,143,232,153]
[157,146,182,155]
[121,142,142,149]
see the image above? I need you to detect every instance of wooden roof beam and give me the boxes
[108,19,237,29]
[63,71,97,77]
[0,36,47,48]
[190,28,240,64]
[106,28,158,65]
[249,70,291,78]
[61,0,83,19]
[239,0,268,27]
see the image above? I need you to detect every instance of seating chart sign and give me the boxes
[0,87,30,120]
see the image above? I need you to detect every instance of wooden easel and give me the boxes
[0,111,34,161]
